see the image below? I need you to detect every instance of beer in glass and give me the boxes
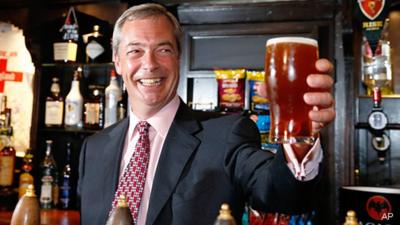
[265,37,318,144]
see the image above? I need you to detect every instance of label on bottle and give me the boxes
[86,40,104,60]
[0,155,15,186]
[60,178,71,208]
[65,101,82,126]
[53,42,78,62]
[40,176,53,204]
[45,101,64,126]
[85,102,100,125]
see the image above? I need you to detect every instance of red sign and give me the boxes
[366,195,392,221]
[358,0,385,20]
[0,58,23,93]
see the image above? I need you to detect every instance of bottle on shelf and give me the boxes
[85,25,108,63]
[214,203,237,225]
[18,148,34,198]
[84,85,104,130]
[0,127,15,191]
[10,185,40,225]
[45,77,64,128]
[105,69,122,128]
[60,142,72,209]
[53,7,79,63]
[64,67,83,130]
[106,195,133,225]
[117,84,128,121]
[39,140,59,209]
[0,94,12,129]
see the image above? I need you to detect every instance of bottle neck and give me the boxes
[46,145,52,156]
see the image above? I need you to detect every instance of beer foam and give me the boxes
[266,37,318,47]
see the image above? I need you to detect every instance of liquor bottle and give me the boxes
[0,95,11,128]
[45,77,64,128]
[105,69,122,128]
[117,84,128,121]
[10,185,40,225]
[214,203,237,225]
[0,128,15,190]
[60,142,72,209]
[85,25,108,63]
[40,140,59,209]
[84,86,104,130]
[18,148,34,198]
[64,67,83,130]
[53,7,79,63]
[106,195,133,225]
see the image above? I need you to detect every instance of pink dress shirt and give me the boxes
[120,95,322,225]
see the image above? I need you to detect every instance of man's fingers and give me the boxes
[304,92,334,107]
[315,58,334,73]
[309,107,336,123]
[306,74,334,89]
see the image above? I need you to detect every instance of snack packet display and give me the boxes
[215,69,246,112]
[246,70,269,112]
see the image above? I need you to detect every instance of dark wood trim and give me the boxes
[178,1,338,24]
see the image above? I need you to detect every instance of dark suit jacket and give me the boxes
[78,101,322,225]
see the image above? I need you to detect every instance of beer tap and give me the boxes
[367,87,390,163]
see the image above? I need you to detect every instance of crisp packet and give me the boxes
[215,69,246,112]
[246,70,269,112]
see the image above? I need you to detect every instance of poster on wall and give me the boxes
[0,22,35,155]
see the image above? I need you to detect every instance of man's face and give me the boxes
[114,16,180,119]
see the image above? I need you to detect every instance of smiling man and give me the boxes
[77,3,335,225]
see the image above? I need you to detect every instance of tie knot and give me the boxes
[137,121,150,135]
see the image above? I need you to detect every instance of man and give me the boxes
[78,3,335,225]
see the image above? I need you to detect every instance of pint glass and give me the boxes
[265,37,319,144]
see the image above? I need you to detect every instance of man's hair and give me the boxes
[112,3,183,59]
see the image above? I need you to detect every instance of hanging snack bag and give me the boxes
[215,69,246,112]
[246,70,269,112]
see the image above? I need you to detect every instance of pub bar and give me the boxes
[0,0,399,225]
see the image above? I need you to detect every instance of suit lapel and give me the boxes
[146,102,201,225]
[101,118,130,215]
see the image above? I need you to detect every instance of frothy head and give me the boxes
[266,37,318,47]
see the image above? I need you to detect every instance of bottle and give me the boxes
[10,185,40,225]
[106,195,134,225]
[117,84,128,121]
[40,140,59,209]
[60,142,72,209]
[343,210,358,225]
[85,25,108,63]
[45,77,64,128]
[64,67,83,130]
[0,95,11,128]
[18,148,34,198]
[214,203,237,225]
[105,69,122,128]
[84,86,104,130]
[0,128,15,190]
[53,7,79,63]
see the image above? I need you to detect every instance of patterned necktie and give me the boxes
[112,121,150,224]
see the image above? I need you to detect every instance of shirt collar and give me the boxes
[128,95,180,138]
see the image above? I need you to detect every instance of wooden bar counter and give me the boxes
[0,209,79,225]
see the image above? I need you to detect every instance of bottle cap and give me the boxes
[344,210,358,225]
